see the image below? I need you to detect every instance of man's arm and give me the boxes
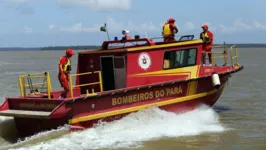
[170,24,178,34]
[162,25,165,36]
[209,32,214,45]
[59,57,66,74]
[175,26,178,33]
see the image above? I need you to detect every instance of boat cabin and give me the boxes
[16,33,232,99]
[75,35,203,96]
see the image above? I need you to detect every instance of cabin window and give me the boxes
[163,48,197,69]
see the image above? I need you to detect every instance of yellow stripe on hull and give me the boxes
[187,81,198,96]
[186,65,200,96]
[130,66,199,78]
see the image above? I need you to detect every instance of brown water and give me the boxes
[0,48,265,150]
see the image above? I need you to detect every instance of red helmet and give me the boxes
[202,24,209,29]
[66,48,75,55]
[168,17,175,22]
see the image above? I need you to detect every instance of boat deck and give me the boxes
[0,110,51,119]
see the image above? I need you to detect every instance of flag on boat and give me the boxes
[100,23,107,32]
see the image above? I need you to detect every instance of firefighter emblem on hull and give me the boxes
[138,52,151,70]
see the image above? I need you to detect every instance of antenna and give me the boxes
[105,23,110,41]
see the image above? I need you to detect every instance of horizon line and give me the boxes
[1,43,266,49]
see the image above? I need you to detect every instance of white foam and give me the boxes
[8,105,226,150]
[1,125,70,150]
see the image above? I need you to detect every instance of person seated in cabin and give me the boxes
[58,48,75,99]
[163,53,171,69]
[162,18,178,42]
[200,24,214,66]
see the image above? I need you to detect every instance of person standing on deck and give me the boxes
[162,18,178,42]
[58,48,75,99]
[200,24,214,66]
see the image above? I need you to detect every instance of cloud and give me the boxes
[58,17,158,35]
[48,24,56,30]
[59,23,99,33]
[16,3,34,15]
[184,22,195,31]
[32,18,266,38]
[5,0,29,3]
[218,19,266,34]
[219,24,235,34]
[252,20,266,30]
[105,17,158,33]
[4,0,35,15]
[23,26,32,33]
[56,0,131,11]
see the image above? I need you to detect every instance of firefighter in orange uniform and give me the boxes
[162,18,178,42]
[200,24,214,66]
[58,48,75,99]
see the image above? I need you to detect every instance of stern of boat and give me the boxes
[0,72,73,137]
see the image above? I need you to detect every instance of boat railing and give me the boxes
[230,45,239,67]
[202,45,240,67]
[202,45,228,66]
[68,71,103,98]
[18,72,53,99]
[212,45,228,66]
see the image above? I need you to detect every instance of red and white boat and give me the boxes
[0,33,243,137]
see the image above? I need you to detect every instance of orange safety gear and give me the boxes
[59,56,71,73]
[66,48,75,55]
[168,17,175,23]
[58,73,69,90]
[200,31,214,51]
[202,24,209,29]
[201,32,211,43]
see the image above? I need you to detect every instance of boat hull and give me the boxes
[71,84,225,129]
[9,74,229,137]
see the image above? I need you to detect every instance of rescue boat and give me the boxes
[0,33,243,138]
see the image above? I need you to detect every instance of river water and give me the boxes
[0,48,265,150]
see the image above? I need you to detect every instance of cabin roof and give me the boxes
[78,39,203,55]
[128,39,203,52]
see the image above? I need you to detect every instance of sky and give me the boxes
[0,0,266,47]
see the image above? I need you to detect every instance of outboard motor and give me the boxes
[212,72,221,89]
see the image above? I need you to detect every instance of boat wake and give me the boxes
[2,105,227,150]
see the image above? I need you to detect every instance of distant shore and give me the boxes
[1,44,266,51]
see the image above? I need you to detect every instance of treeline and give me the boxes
[214,44,266,48]
[0,47,41,51]
[40,45,101,50]
[1,43,266,51]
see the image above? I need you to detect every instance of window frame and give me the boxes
[162,48,198,70]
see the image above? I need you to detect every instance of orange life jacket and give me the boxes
[59,56,71,73]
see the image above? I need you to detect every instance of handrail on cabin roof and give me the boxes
[101,37,155,50]
[78,39,203,55]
